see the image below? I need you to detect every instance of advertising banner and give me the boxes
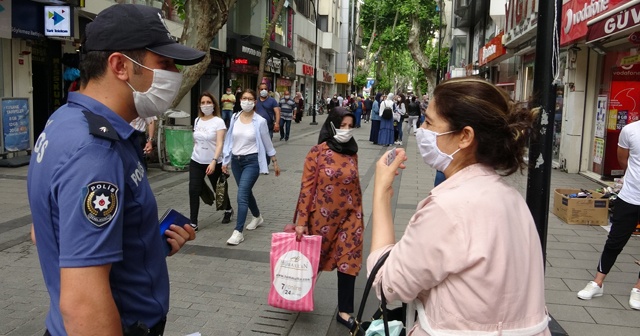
[2,98,30,152]
[561,0,625,46]
[595,95,608,138]
[44,6,71,37]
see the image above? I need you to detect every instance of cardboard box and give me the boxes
[552,189,610,225]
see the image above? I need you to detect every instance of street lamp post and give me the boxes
[310,0,319,125]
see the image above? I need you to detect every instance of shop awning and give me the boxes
[586,0,640,44]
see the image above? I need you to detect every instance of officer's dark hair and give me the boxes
[79,49,146,88]
[198,92,221,118]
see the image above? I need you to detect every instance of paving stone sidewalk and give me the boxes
[1,117,638,336]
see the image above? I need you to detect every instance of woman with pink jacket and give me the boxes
[370,78,550,336]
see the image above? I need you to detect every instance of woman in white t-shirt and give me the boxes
[189,92,233,231]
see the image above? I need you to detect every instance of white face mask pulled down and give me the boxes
[124,55,183,118]
[331,123,353,143]
[415,128,460,172]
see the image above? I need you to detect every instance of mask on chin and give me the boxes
[415,128,460,172]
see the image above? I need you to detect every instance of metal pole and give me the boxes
[311,0,319,125]
[436,0,443,85]
[526,0,560,266]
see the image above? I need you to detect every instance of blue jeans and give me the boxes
[222,110,233,127]
[230,153,261,232]
[279,119,291,140]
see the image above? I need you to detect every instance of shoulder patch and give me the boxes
[83,182,119,227]
[82,110,120,141]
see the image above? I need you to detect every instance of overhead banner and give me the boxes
[44,6,71,37]
[587,1,640,43]
[561,0,625,46]
[0,0,11,39]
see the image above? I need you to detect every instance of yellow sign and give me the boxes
[335,73,349,84]
[608,109,618,130]
[621,54,640,66]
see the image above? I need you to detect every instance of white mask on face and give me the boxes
[201,105,214,115]
[240,101,255,112]
[123,55,182,118]
[331,123,353,143]
[415,128,461,172]
[260,89,268,97]
[284,95,290,99]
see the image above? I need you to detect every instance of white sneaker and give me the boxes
[577,281,603,300]
[226,230,244,245]
[630,288,640,310]
[398,141,403,145]
[245,215,264,230]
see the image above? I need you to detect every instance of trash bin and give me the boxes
[163,125,193,169]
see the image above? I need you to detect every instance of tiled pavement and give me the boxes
[0,115,638,335]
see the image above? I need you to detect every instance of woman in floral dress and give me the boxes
[294,107,364,329]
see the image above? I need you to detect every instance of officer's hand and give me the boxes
[166,224,196,256]
[30,224,36,245]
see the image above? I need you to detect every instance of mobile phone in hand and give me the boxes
[386,147,397,166]
[159,209,191,255]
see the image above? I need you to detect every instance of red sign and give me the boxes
[302,64,314,76]
[561,0,626,46]
[587,2,640,43]
[234,58,248,65]
[478,32,506,66]
[629,31,640,45]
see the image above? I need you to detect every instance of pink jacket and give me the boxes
[368,164,550,336]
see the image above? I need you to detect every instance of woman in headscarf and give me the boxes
[369,93,382,144]
[377,93,395,146]
[294,91,304,123]
[295,107,364,330]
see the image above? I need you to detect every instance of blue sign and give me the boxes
[2,98,30,152]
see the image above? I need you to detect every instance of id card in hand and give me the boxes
[159,209,191,255]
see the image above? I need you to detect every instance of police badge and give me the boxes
[83,182,119,227]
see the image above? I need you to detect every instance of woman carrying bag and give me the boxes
[188,92,233,232]
[294,107,364,330]
[222,89,280,246]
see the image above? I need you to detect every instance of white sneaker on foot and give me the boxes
[630,288,640,310]
[226,230,244,245]
[577,281,603,300]
[246,215,264,230]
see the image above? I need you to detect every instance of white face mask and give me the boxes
[240,101,255,112]
[201,105,214,115]
[260,89,268,97]
[123,55,182,118]
[284,95,290,99]
[415,128,461,172]
[331,123,353,143]
[226,90,231,94]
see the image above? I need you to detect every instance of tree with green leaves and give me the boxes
[257,0,287,89]
[359,0,448,94]
[169,0,237,108]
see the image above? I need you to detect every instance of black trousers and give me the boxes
[189,160,231,225]
[337,271,356,313]
[597,197,640,279]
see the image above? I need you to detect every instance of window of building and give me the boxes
[318,15,328,32]
[295,0,315,19]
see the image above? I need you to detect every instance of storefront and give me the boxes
[280,58,296,95]
[318,70,334,100]
[296,62,314,110]
[227,37,261,91]
[585,0,640,180]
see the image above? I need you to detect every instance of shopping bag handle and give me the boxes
[351,250,391,335]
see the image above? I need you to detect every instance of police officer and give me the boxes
[27,4,204,335]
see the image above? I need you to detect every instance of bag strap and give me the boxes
[351,250,392,335]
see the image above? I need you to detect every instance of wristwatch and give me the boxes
[147,137,155,143]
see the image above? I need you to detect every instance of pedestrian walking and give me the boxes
[27,4,203,335]
[129,116,156,168]
[369,93,381,144]
[295,107,364,330]
[407,96,421,134]
[363,96,373,123]
[234,86,243,113]
[369,77,549,335]
[256,82,281,139]
[337,93,344,108]
[294,91,304,123]
[353,96,363,128]
[189,92,234,231]
[220,86,236,128]
[577,120,640,310]
[222,89,281,246]
[279,90,296,141]
[394,94,406,145]
[378,94,395,146]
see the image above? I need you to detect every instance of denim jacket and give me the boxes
[222,112,276,174]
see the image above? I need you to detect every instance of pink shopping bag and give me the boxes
[268,232,322,312]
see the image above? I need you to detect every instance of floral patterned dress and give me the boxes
[294,142,364,276]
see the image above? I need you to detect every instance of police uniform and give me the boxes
[28,92,169,335]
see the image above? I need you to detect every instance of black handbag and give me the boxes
[215,173,230,211]
[350,251,406,336]
[199,181,215,206]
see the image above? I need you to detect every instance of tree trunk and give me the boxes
[407,14,436,93]
[256,0,287,90]
[171,0,237,108]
